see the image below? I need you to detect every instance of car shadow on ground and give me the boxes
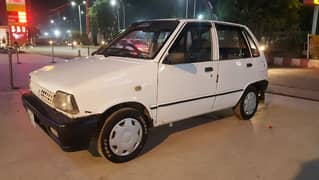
[139,109,234,157]
[87,109,235,157]
[294,159,319,180]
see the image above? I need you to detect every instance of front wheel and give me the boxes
[97,107,148,163]
[234,86,259,120]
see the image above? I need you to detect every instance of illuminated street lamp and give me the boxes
[54,29,61,38]
[71,1,85,35]
[110,0,126,31]
[197,14,203,20]
[110,0,120,32]
[50,19,55,24]
[62,16,67,21]
[110,0,116,6]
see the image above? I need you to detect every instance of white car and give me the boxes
[22,19,268,163]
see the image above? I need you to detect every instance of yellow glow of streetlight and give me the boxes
[259,45,267,51]
[49,40,53,45]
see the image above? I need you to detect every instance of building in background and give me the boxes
[5,0,29,46]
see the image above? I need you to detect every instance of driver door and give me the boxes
[156,22,218,125]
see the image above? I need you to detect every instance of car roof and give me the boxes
[142,18,247,28]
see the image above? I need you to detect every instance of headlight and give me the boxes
[53,91,79,114]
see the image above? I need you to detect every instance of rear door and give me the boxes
[156,22,218,125]
[213,24,256,111]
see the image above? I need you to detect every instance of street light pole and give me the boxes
[86,0,91,40]
[193,0,196,18]
[117,6,120,31]
[71,1,83,35]
[186,0,188,18]
[312,6,319,34]
[122,0,126,29]
[78,5,83,35]
[110,0,121,31]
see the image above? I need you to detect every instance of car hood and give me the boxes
[30,55,149,92]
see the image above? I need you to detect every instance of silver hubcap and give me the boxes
[107,118,143,156]
[243,92,257,115]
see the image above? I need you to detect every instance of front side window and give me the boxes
[216,24,251,60]
[166,22,212,64]
[99,21,179,59]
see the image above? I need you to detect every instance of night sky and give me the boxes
[0,0,8,25]
[0,0,215,30]
[29,0,68,26]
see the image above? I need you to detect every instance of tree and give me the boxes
[215,0,302,40]
[90,0,117,42]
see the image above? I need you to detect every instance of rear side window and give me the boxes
[216,24,251,60]
[166,22,212,64]
[243,31,260,57]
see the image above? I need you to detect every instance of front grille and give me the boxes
[39,88,55,106]
[30,81,55,106]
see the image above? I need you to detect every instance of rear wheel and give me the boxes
[97,107,148,163]
[234,86,259,120]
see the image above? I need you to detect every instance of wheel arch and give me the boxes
[247,80,268,97]
[243,80,268,97]
[98,101,154,130]
[235,80,269,107]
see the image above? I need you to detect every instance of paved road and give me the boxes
[0,92,319,180]
[268,68,319,101]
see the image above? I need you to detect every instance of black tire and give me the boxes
[97,107,148,163]
[234,86,259,120]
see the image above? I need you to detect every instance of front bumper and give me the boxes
[22,92,100,152]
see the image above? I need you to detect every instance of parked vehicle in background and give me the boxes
[22,19,268,163]
[0,26,8,48]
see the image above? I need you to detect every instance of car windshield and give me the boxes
[98,20,179,59]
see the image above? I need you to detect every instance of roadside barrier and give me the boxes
[267,57,319,68]
[8,49,18,89]
[50,42,56,64]
[16,46,21,64]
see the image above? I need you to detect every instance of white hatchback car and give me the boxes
[22,19,268,163]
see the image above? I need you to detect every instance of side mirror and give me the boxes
[163,52,185,65]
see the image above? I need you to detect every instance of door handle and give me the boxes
[204,67,213,72]
[246,63,253,68]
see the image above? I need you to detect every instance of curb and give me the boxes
[267,57,319,68]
